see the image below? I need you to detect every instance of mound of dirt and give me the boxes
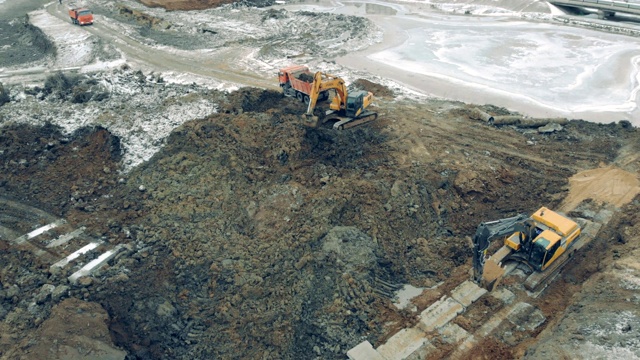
[1,79,639,359]
[352,78,395,98]
[560,166,640,211]
[0,15,55,68]
[2,299,126,360]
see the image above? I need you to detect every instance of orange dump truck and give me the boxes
[278,65,315,102]
[69,8,93,26]
[278,65,329,103]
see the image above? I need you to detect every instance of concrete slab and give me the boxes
[347,341,385,360]
[450,280,487,307]
[448,335,477,360]
[405,340,438,360]
[47,227,85,248]
[50,241,101,269]
[393,284,424,311]
[449,302,519,359]
[69,244,125,284]
[417,296,464,333]
[376,327,429,360]
[477,302,519,338]
[438,323,470,344]
[507,302,546,331]
[13,219,66,245]
[490,288,516,304]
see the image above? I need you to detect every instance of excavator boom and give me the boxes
[472,214,533,283]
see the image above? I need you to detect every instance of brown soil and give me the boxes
[560,166,640,211]
[1,83,639,359]
[1,299,125,360]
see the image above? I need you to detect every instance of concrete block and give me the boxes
[438,323,470,344]
[347,341,385,360]
[490,288,516,304]
[450,280,487,307]
[51,241,101,269]
[68,244,125,284]
[405,340,438,360]
[13,219,65,245]
[417,296,464,333]
[47,227,85,248]
[507,302,546,331]
[448,335,478,359]
[377,327,429,360]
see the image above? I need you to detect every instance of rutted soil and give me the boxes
[0,0,639,359]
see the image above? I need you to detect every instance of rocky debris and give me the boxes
[117,4,172,30]
[2,298,126,360]
[352,78,395,98]
[297,72,314,83]
[0,67,225,170]
[0,1,638,359]
[321,226,377,270]
[1,66,639,360]
[537,122,563,134]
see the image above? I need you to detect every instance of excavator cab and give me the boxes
[529,231,563,271]
[345,91,366,117]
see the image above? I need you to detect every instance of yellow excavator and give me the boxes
[472,207,582,290]
[305,71,378,130]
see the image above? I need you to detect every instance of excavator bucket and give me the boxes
[326,111,378,130]
[480,246,511,290]
[304,114,320,128]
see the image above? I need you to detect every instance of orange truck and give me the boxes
[278,65,328,103]
[68,8,94,26]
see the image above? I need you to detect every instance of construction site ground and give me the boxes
[1,0,640,359]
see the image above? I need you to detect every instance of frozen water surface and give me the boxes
[376,19,639,113]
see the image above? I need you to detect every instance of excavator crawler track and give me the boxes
[330,111,378,130]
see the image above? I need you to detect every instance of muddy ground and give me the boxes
[0,0,639,359]
[1,74,639,358]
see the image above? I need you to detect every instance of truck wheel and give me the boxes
[304,95,310,104]
[296,92,303,102]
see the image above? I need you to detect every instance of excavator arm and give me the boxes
[472,214,535,284]
[305,71,347,117]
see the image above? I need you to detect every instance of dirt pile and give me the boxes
[2,298,126,360]
[0,15,55,68]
